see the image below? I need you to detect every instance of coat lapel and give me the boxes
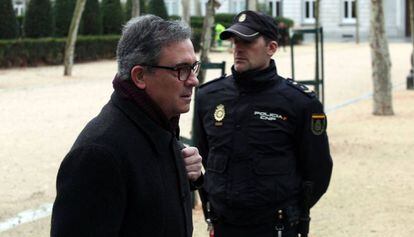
[110,91,172,154]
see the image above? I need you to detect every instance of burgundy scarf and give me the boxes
[112,74,180,137]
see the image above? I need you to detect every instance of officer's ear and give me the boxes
[130,65,146,89]
[266,40,278,56]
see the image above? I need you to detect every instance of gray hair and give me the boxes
[116,15,192,80]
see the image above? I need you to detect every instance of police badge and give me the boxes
[214,104,225,126]
[238,13,246,22]
[311,114,326,135]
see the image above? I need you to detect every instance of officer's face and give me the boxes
[231,36,278,73]
[131,39,199,119]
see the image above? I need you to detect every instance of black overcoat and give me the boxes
[51,92,193,237]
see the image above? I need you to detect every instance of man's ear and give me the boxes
[267,41,278,56]
[130,65,146,89]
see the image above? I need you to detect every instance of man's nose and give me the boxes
[234,41,245,52]
[186,72,199,87]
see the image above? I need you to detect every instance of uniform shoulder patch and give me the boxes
[198,74,228,89]
[311,113,327,135]
[285,78,316,98]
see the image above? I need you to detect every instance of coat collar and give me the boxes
[112,74,180,136]
[110,91,175,155]
[231,59,280,92]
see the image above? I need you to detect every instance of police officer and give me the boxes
[194,10,333,237]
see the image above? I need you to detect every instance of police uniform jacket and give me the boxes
[194,60,333,225]
[51,91,193,237]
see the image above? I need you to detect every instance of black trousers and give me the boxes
[213,221,298,237]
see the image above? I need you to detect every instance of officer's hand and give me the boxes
[181,146,202,181]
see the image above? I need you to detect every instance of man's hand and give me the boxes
[181,146,202,181]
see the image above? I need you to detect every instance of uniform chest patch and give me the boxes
[311,114,326,135]
[214,104,225,126]
[254,111,288,121]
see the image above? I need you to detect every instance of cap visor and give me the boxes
[219,24,260,41]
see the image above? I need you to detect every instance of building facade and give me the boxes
[279,0,409,40]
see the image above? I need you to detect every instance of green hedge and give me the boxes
[274,16,302,45]
[214,13,235,28]
[0,14,299,68]
[190,16,204,28]
[0,35,120,68]
[192,28,202,52]
[274,16,294,28]
[169,15,234,29]
[167,14,233,51]
[0,34,205,68]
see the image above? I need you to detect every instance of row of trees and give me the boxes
[1,0,413,117]
[0,0,18,38]
[0,0,169,39]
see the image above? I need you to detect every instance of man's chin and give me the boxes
[234,64,248,73]
[179,106,190,114]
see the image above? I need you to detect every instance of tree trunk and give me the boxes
[63,0,86,76]
[194,0,201,16]
[355,0,360,44]
[181,0,190,24]
[199,0,215,84]
[410,0,414,67]
[132,0,140,17]
[369,0,393,115]
[246,0,256,11]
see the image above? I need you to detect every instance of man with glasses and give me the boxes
[51,15,202,237]
[194,10,333,237]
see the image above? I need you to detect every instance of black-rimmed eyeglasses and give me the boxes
[142,61,201,81]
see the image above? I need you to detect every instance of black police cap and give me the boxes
[220,10,279,42]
